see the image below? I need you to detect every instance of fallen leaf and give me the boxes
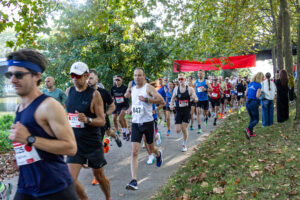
[235,178,241,184]
[252,192,257,197]
[220,181,227,186]
[213,187,224,194]
[201,182,208,187]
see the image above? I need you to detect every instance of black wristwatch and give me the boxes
[87,117,93,124]
[27,135,36,147]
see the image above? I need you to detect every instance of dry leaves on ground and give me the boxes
[0,151,18,181]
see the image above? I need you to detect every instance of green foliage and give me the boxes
[0,114,13,152]
[0,76,5,97]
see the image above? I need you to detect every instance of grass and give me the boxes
[0,114,14,152]
[154,105,300,200]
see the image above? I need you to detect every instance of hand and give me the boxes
[9,121,30,144]
[75,110,88,123]
[138,96,146,102]
[170,105,174,110]
[126,108,132,115]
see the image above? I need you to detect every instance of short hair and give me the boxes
[7,48,47,86]
[89,68,98,76]
[115,75,123,79]
[134,67,145,75]
[178,73,185,78]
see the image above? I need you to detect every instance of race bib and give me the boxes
[211,93,218,98]
[68,113,85,128]
[197,87,203,93]
[238,92,243,96]
[13,142,41,166]
[225,94,230,98]
[179,100,188,107]
[115,97,124,104]
[132,105,144,117]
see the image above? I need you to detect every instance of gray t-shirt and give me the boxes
[42,88,67,106]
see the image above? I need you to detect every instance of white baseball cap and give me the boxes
[70,62,89,75]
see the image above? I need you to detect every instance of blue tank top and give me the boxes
[195,79,208,101]
[166,88,173,107]
[66,86,101,154]
[152,104,157,119]
[14,94,73,197]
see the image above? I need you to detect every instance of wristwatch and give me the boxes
[27,135,36,147]
[87,117,93,124]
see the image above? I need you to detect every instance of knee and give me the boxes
[131,150,139,158]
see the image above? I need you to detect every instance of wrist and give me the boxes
[145,97,149,103]
[27,135,36,147]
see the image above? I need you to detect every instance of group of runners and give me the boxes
[1,48,252,200]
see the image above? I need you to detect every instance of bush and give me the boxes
[0,114,14,152]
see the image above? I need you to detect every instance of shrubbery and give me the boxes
[0,114,14,152]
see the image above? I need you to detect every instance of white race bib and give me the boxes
[179,100,188,107]
[13,142,41,166]
[238,92,243,96]
[225,94,230,98]
[132,105,144,117]
[211,93,218,98]
[115,97,124,104]
[68,113,85,128]
[197,87,203,93]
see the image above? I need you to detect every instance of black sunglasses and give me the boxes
[4,71,32,79]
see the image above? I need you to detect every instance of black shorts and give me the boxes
[163,106,167,110]
[113,104,129,115]
[236,92,244,101]
[190,102,196,107]
[224,94,231,102]
[221,96,225,104]
[175,109,191,124]
[67,148,107,169]
[210,98,220,108]
[131,121,155,144]
[14,183,79,200]
[196,100,209,110]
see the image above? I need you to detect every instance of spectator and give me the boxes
[261,72,276,126]
[275,69,289,123]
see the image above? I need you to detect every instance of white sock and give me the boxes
[182,140,186,146]
[125,128,129,134]
[121,128,125,133]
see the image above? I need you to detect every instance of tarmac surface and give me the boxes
[4,114,221,200]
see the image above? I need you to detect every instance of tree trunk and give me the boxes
[282,0,293,74]
[294,6,300,130]
[277,3,284,70]
[272,46,277,76]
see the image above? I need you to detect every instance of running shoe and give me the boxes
[122,132,127,140]
[250,133,257,137]
[126,179,138,190]
[0,182,12,200]
[244,128,250,140]
[213,119,217,126]
[238,109,241,114]
[156,151,163,167]
[115,136,122,147]
[147,154,155,165]
[189,126,194,131]
[205,119,208,126]
[163,121,167,127]
[167,130,170,136]
[156,131,162,146]
[116,131,120,136]
[241,106,245,112]
[197,128,202,134]
[126,132,131,141]
[181,145,187,152]
[158,118,162,125]
[91,177,99,185]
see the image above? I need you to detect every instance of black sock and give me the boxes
[198,125,201,129]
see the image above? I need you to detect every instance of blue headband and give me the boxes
[7,60,42,73]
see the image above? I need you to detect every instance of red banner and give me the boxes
[173,54,256,72]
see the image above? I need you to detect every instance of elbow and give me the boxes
[67,141,77,156]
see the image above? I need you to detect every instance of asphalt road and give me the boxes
[4,114,221,200]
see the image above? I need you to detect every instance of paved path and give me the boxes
[4,114,222,200]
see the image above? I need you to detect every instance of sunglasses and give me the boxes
[178,78,184,81]
[115,79,121,81]
[5,71,32,79]
[70,73,83,79]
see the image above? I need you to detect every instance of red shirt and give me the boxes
[224,82,231,95]
[210,83,220,99]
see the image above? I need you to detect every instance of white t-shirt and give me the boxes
[261,79,276,100]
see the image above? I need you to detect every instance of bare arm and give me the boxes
[256,89,262,99]
[90,90,106,127]
[124,81,132,98]
[170,86,178,108]
[106,102,115,116]
[206,80,213,92]
[188,87,198,102]
[9,98,77,156]
[139,85,165,105]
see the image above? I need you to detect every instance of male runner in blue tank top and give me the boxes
[6,49,78,199]
[65,62,111,200]
[170,73,198,152]
[195,70,212,133]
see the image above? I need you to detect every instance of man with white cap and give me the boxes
[65,62,111,200]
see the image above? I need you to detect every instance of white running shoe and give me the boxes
[156,131,162,146]
[147,154,155,165]
[181,145,187,152]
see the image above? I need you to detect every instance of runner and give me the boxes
[218,76,226,119]
[157,77,168,127]
[195,70,212,133]
[170,73,198,152]
[210,77,222,126]
[224,77,232,113]
[126,67,164,190]
[229,75,236,108]
[165,81,175,136]
[66,62,111,200]
[236,75,247,114]
[6,49,78,199]
[111,75,130,140]
[188,76,196,130]
[42,76,67,106]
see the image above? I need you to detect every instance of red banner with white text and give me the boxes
[173,54,256,72]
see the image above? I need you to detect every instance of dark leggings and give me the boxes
[14,183,79,200]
